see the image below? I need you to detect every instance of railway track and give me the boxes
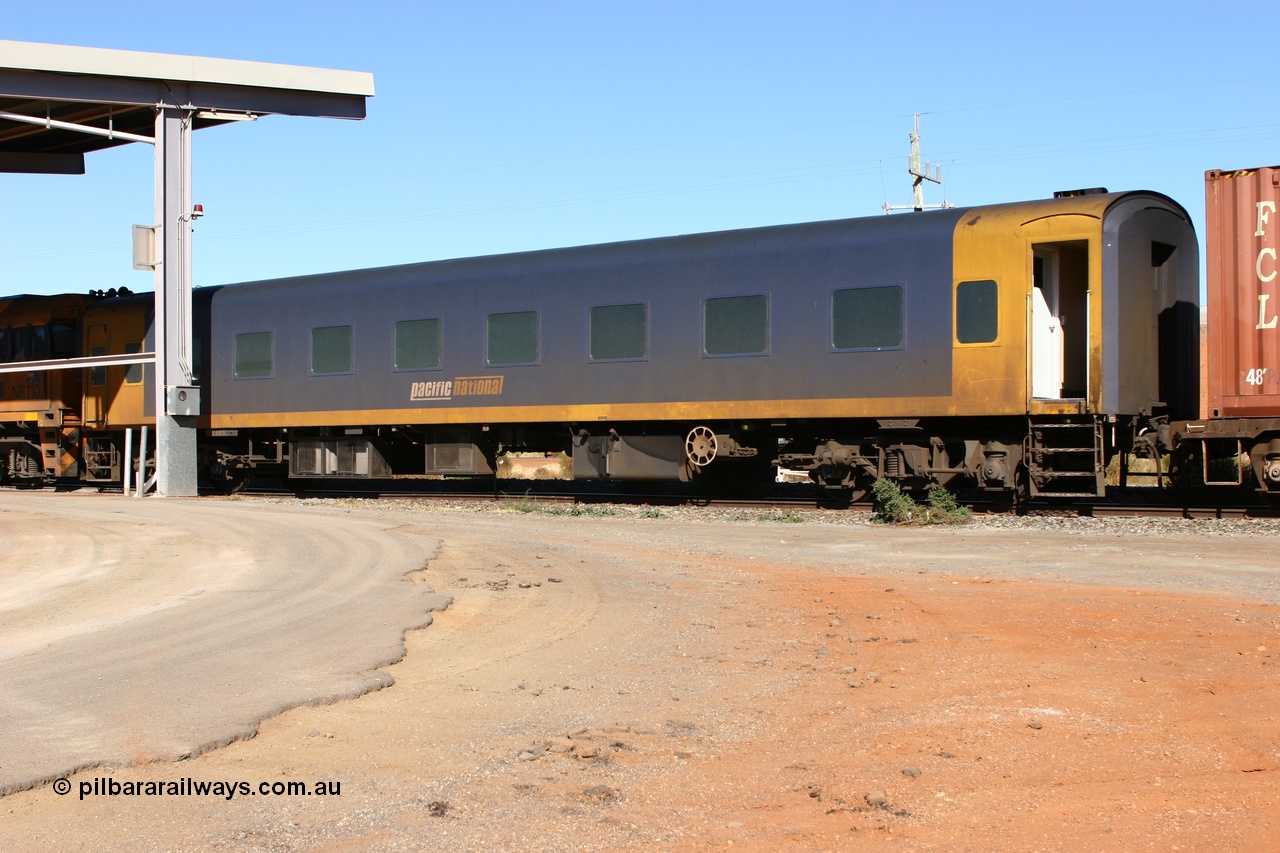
[217,479,1279,520]
[14,477,1273,519]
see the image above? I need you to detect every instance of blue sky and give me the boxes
[2,1,1275,298]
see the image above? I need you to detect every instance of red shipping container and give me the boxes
[1205,167,1280,417]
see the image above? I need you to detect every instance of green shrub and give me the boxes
[872,478,917,523]
[872,479,971,525]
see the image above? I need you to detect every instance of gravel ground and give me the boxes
[1,493,1278,852]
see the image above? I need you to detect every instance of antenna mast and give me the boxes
[884,113,954,213]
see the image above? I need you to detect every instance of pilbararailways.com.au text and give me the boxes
[56,777,342,800]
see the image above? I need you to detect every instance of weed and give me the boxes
[871,479,971,525]
[499,493,540,513]
[871,478,916,524]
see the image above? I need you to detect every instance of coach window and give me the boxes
[234,331,273,379]
[90,345,107,386]
[311,325,353,375]
[124,342,143,385]
[394,318,442,371]
[956,279,999,344]
[832,285,904,350]
[590,303,647,361]
[30,326,49,360]
[487,311,539,365]
[704,294,768,356]
[50,323,77,359]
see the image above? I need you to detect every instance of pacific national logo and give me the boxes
[410,375,504,402]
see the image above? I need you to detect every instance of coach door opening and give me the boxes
[1031,243,1089,399]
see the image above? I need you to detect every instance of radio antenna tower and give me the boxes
[884,113,954,213]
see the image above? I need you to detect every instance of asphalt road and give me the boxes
[0,492,450,794]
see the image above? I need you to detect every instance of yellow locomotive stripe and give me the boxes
[208,390,1047,430]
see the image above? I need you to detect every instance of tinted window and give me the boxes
[31,326,49,360]
[705,295,767,356]
[235,332,273,379]
[311,325,353,375]
[832,285,904,350]
[590,303,647,361]
[124,342,142,385]
[50,323,77,358]
[487,311,538,365]
[956,279,999,344]
[90,345,107,386]
[12,328,31,362]
[395,319,442,370]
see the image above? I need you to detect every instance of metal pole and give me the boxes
[135,425,147,497]
[123,427,132,496]
[152,106,198,496]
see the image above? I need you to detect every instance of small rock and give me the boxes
[865,789,888,807]
[583,784,618,801]
[574,742,601,759]
[1027,721,1043,730]
[546,737,575,754]
[902,766,922,778]
[547,577,562,583]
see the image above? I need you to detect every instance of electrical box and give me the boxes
[166,385,200,416]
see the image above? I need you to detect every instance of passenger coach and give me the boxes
[186,189,1198,501]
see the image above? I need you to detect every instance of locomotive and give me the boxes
[1,186,1224,505]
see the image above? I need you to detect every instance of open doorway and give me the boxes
[1032,242,1088,399]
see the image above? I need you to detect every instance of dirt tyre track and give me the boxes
[0,493,451,793]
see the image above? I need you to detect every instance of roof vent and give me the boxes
[1053,187,1108,198]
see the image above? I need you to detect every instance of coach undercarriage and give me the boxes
[56,413,1163,508]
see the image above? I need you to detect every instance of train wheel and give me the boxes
[208,460,251,495]
[685,426,718,467]
[218,472,251,495]
[1002,469,1030,515]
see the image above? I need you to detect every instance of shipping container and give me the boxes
[1205,166,1280,418]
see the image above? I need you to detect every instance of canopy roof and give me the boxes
[0,40,374,173]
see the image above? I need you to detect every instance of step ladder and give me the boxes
[1027,418,1105,497]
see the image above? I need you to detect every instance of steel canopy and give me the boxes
[0,40,373,496]
[0,39,374,174]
